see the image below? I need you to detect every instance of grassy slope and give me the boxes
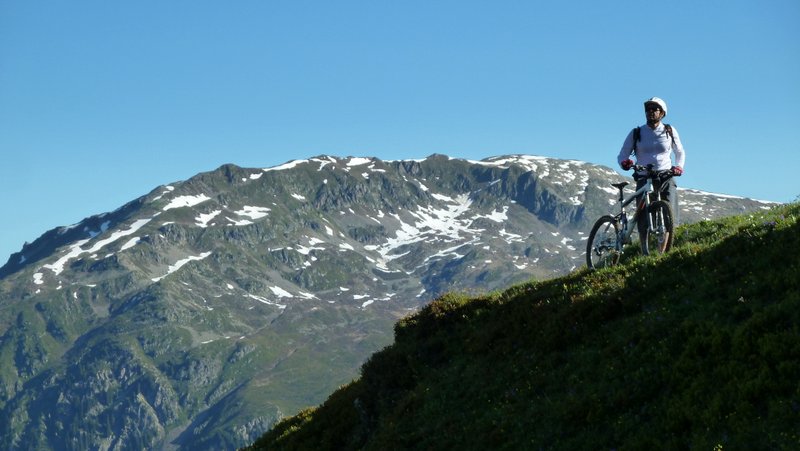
[245,203,800,450]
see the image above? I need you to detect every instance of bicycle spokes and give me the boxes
[586,216,621,269]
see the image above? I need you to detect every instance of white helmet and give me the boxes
[644,97,668,116]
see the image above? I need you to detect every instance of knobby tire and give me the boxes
[586,215,621,269]
[641,200,674,256]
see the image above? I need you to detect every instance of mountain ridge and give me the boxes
[1,154,777,278]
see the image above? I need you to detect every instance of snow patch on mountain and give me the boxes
[269,286,293,298]
[310,156,338,171]
[263,159,308,172]
[498,229,525,243]
[150,185,175,202]
[296,237,326,256]
[261,156,376,173]
[470,155,598,205]
[234,206,271,220]
[163,194,211,211]
[151,251,212,282]
[364,193,480,270]
[196,210,222,227]
[478,207,509,223]
[41,218,153,276]
[347,157,373,167]
[680,188,777,205]
[245,293,287,309]
[120,237,142,251]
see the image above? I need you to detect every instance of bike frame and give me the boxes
[614,168,668,249]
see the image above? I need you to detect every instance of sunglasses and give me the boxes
[645,105,662,112]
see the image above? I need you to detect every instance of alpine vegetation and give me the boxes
[246,202,800,450]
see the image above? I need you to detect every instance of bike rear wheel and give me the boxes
[641,200,674,256]
[586,215,621,269]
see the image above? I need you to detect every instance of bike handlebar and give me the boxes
[630,164,676,182]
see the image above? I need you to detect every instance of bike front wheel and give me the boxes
[641,200,674,256]
[586,215,621,269]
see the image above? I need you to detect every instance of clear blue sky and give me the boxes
[1,0,798,265]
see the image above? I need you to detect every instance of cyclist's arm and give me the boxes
[670,126,686,169]
[617,129,636,166]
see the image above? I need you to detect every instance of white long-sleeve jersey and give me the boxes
[617,123,686,172]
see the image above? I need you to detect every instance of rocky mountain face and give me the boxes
[0,154,775,450]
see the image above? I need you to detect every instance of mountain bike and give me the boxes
[586,164,676,269]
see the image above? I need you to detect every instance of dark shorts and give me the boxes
[636,177,676,203]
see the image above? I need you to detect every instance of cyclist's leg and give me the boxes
[666,178,679,224]
[635,179,648,238]
[658,178,678,224]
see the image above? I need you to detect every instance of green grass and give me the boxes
[244,203,800,450]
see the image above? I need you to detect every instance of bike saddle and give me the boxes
[611,182,629,190]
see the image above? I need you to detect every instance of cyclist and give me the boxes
[617,97,686,223]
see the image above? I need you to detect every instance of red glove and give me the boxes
[671,166,683,176]
[620,159,634,171]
